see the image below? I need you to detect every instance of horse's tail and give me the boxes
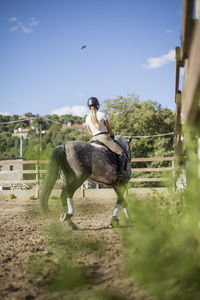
[40,145,65,214]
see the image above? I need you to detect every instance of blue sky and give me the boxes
[0,0,182,117]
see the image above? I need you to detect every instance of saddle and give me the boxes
[90,140,118,168]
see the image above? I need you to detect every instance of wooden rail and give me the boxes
[130,178,169,183]
[131,157,174,162]
[0,180,38,184]
[131,156,174,183]
[0,160,49,165]
[0,170,47,174]
[132,167,173,172]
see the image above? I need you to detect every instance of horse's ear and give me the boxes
[128,137,133,144]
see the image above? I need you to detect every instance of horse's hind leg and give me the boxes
[59,175,86,230]
[59,192,78,230]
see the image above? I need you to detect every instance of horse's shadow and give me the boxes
[79,226,111,231]
[78,224,134,231]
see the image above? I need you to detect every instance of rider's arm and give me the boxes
[104,120,114,138]
[87,126,93,137]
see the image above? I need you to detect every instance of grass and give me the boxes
[26,144,200,300]
[119,163,200,300]
[27,201,108,298]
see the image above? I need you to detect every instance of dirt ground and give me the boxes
[0,191,148,300]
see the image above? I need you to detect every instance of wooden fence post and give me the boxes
[198,137,200,178]
[35,161,39,199]
[172,160,175,191]
[81,184,85,198]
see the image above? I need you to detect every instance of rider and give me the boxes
[86,96,128,178]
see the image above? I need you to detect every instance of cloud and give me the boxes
[142,49,175,69]
[21,24,32,33]
[10,26,19,32]
[0,112,10,116]
[52,106,88,117]
[9,17,18,22]
[164,29,173,34]
[77,92,84,98]
[29,17,39,27]
[9,17,39,33]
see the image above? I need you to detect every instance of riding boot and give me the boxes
[117,152,128,177]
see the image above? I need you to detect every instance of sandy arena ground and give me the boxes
[0,190,148,300]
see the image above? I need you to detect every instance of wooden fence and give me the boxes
[0,157,175,196]
[174,0,200,158]
[131,157,174,183]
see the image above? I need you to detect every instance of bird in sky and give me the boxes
[81,45,87,49]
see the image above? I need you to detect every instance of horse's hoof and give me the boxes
[59,213,73,222]
[59,213,78,230]
[60,213,67,222]
[67,218,78,230]
[110,216,120,228]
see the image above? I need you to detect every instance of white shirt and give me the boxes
[86,111,108,136]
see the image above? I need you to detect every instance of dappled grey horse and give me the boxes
[40,135,132,229]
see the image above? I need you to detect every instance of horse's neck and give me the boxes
[116,137,127,153]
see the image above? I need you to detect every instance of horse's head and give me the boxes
[115,135,131,161]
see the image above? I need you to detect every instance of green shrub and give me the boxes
[29,195,37,200]
[50,195,59,200]
[121,164,200,300]
[9,193,16,199]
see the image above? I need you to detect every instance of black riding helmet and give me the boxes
[87,97,100,110]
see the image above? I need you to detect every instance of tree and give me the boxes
[0,132,20,159]
[102,93,174,161]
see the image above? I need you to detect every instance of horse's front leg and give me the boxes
[111,183,130,227]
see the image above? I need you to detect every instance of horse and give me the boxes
[39,135,132,229]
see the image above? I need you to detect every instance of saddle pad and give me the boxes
[91,140,117,168]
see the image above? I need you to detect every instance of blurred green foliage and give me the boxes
[29,195,37,200]
[9,193,16,199]
[27,202,109,299]
[121,131,200,300]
